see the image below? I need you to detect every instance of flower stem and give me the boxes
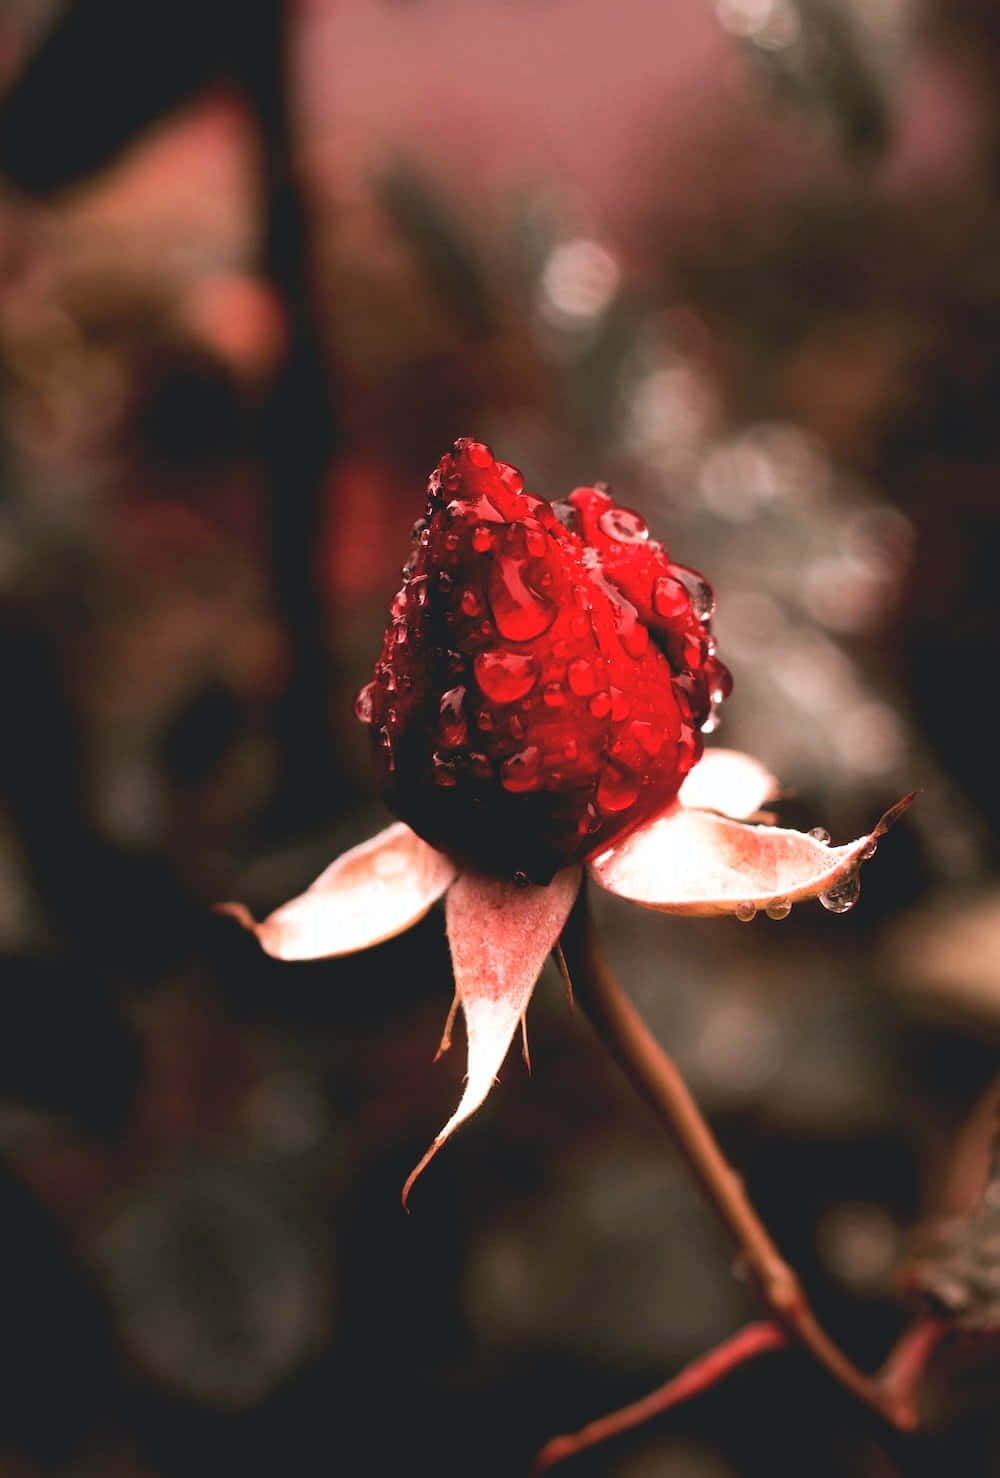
[532,1320,788,1473]
[559,887,916,1433]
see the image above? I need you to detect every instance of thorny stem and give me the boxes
[556,887,918,1446]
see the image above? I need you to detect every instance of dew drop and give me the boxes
[497,463,525,495]
[765,898,792,920]
[808,827,831,845]
[477,708,495,732]
[563,737,579,760]
[411,575,429,607]
[438,571,454,592]
[596,767,640,814]
[701,709,721,734]
[652,576,689,621]
[589,691,612,718]
[467,751,493,779]
[465,440,495,468]
[509,713,527,739]
[410,517,428,541]
[568,657,600,697]
[670,564,716,622]
[611,688,631,721]
[379,666,397,692]
[512,869,530,888]
[501,745,542,793]
[439,686,468,747]
[543,681,567,708]
[394,623,408,646]
[472,525,495,554]
[735,901,757,922]
[432,751,458,787]
[525,526,548,558]
[819,872,861,913]
[474,648,539,703]
[630,720,664,756]
[460,589,482,617]
[378,726,395,772]
[402,551,418,578]
[354,682,375,724]
[598,506,649,543]
[444,532,460,552]
[487,556,557,641]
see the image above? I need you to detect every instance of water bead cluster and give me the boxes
[355,438,732,882]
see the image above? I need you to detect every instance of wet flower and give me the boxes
[223,440,910,1201]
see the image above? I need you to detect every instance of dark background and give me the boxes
[1,1,1000,1473]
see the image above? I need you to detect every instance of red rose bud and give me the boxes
[355,439,731,883]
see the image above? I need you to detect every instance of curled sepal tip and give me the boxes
[589,793,916,918]
[218,822,456,960]
[402,864,583,1208]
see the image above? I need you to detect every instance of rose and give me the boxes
[355,437,732,884]
[224,441,910,1201]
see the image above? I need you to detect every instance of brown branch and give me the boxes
[532,1320,788,1473]
[557,887,918,1438]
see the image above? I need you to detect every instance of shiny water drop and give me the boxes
[438,686,468,747]
[671,564,716,622]
[543,681,567,708]
[467,751,493,779]
[568,657,600,696]
[589,691,612,718]
[432,751,458,787]
[501,745,542,793]
[379,666,397,692]
[465,440,495,468]
[652,576,689,620]
[378,726,395,772]
[808,827,831,845]
[630,720,664,756]
[402,551,418,578]
[487,556,557,641]
[497,463,525,495]
[525,526,548,557]
[438,571,453,592]
[394,623,408,646]
[765,898,792,920]
[681,633,706,669]
[477,708,495,732]
[819,872,861,913]
[460,589,482,617]
[598,506,649,543]
[354,682,375,724]
[596,766,640,813]
[411,575,429,607]
[610,688,631,721]
[735,901,757,922]
[444,532,460,552]
[701,708,721,734]
[472,525,495,554]
[410,517,428,541]
[474,649,538,704]
[563,737,579,760]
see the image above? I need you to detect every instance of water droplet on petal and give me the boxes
[765,898,792,920]
[735,901,757,922]
[568,657,600,696]
[501,745,542,793]
[653,576,690,620]
[596,767,639,813]
[589,691,612,718]
[354,682,375,724]
[465,440,495,468]
[809,827,831,845]
[438,686,468,747]
[670,564,716,622]
[701,709,721,734]
[472,525,495,554]
[543,681,567,708]
[474,649,539,703]
[820,872,861,913]
[610,687,631,721]
[525,526,548,557]
[460,589,482,616]
[598,506,649,543]
[497,462,525,495]
[487,555,557,641]
[432,752,458,787]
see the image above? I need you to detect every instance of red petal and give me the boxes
[402,864,582,1205]
[589,795,915,918]
[217,823,456,959]
[677,748,781,820]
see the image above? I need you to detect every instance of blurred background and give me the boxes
[1,0,1000,1473]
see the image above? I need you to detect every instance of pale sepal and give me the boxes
[677,748,781,821]
[402,864,583,1206]
[589,794,915,918]
[217,822,456,960]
